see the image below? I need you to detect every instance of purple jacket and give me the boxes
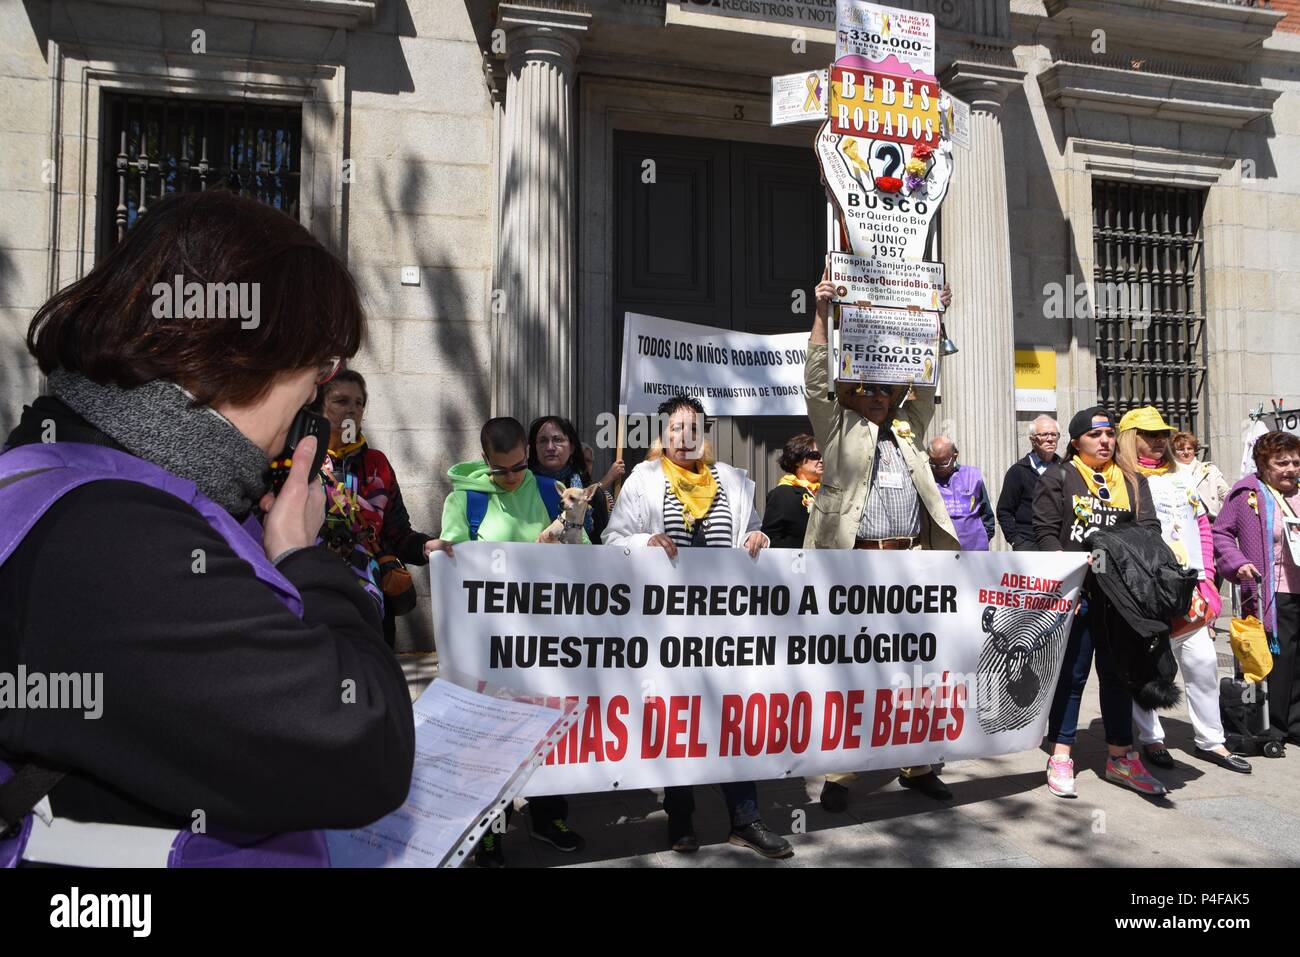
[934,465,994,551]
[1212,476,1277,634]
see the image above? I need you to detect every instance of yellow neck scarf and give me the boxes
[329,433,367,461]
[778,474,821,494]
[661,456,718,521]
[1072,457,1130,510]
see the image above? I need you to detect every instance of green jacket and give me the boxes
[439,461,591,544]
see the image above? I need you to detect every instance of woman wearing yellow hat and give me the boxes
[1116,407,1250,773]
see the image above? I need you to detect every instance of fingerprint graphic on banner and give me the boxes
[975,602,1073,734]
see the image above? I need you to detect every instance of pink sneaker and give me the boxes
[1105,751,1167,796]
[1046,755,1076,798]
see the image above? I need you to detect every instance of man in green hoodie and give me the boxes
[426,416,587,867]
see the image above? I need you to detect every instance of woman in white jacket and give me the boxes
[603,394,791,859]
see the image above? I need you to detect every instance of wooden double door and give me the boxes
[611,130,827,498]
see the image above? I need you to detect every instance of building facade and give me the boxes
[2,0,1297,650]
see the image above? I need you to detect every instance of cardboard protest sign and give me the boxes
[829,63,941,146]
[829,252,944,311]
[431,545,1088,795]
[838,304,940,386]
[772,70,829,126]
[817,120,953,262]
[834,0,935,77]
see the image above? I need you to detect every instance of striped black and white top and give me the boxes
[663,465,734,548]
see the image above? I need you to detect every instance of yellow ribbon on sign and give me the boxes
[803,73,821,112]
[841,139,870,176]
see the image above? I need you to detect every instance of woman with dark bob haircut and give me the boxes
[761,433,823,549]
[0,190,414,868]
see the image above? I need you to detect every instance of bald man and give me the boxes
[996,415,1061,550]
[928,436,994,551]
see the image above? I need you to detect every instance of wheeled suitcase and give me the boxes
[1219,585,1286,758]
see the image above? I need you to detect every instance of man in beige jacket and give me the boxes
[805,275,960,810]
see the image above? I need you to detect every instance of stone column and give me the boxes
[493,5,590,429]
[937,61,1026,546]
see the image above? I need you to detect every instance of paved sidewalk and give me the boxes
[398,635,1298,868]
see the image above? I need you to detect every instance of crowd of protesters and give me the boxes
[2,190,1295,871]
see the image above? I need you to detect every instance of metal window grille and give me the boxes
[1092,179,1208,445]
[99,93,302,256]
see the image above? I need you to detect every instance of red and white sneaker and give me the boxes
[1105,751,1167,796]
[1046,755,1076,798]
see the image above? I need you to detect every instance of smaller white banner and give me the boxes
[772,70,830,126]
[838,305,940,386]
[619,312,810,417]
[830,252,945,312]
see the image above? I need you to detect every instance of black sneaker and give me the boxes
[475,831,505,868]
[820,779,849,813]
[728,821,793,859]
[668,816,699,854]
[898,771,952,801]
[532,818,585,852]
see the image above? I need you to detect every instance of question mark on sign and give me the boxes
[873,142,903,183]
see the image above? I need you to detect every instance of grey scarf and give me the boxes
[49,369,271,515]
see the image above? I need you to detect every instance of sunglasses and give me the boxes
[1091,471,1112,502]
[802,451,823,462]
[315,356,343,385]
[845,384,891,397]
[487,461,529,477]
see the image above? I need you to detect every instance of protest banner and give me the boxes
[834,0,935,76]
[837,304,940,385]
[619,312,809,417]
[430,544,1089,796]
[829,252,944,311]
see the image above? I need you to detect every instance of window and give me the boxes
[1092,180,1208,445]
[99,94,302,255]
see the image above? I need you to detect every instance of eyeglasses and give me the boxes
[1032,432,1059,440]
[1091,471,1112,502]
[316,356,343,385]
[537,435,571,447]
[802,451,823,462]
[930,457,957,469]
[486,461,529,477]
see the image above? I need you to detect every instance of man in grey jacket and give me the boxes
[804,274,960,811]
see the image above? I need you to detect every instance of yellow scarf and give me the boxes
[661,456,718,522]
[329,433,367,461]
[1071,457,1130,510]
[778,474,821,494]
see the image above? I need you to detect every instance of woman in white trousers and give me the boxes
[1117,407,1251,774]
